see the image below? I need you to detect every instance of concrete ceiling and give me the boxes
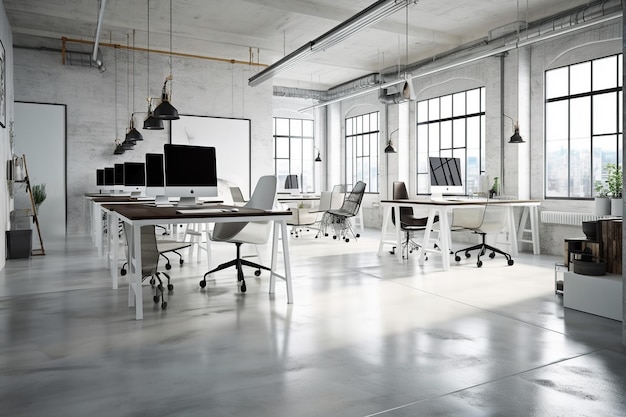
[4,0,595,90]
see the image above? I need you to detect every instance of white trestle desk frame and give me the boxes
[378,199,541,270]
[103,204,294,320]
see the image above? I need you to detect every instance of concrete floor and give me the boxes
[1,229,625,417]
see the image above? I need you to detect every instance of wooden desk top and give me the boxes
[103,203,291,221]
[381,198,540,206]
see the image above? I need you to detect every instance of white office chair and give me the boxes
[199,175,277,292]
[451,201,514,267]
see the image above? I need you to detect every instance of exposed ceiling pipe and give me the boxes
[294,0,622,110]
[92,0,107,64]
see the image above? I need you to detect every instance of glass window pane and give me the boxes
[417,173,429,194]
[417,125,428,153]
[428,98,439,121]
[546,101,569,141]
[619,56,623,88]
[545,139,569,197]
[290,119,302,136]
[480,87,486,112]
[370,113,378,130]
[363,115,370,133]
[546,67,568,99]
[466,147,480,194]
[302,120,313,137]
[452,92,465,117]
[593,55,617,90]
[440,95,452,119]
[429,124,439,151]
[570,97,590,140]
[276,160,290,178]
[276,118,289,136]
[440,121,452,149]
[417,100,428,123]
[570,62,591,95]
[453,119,466,148]
[466,116,480,149]
[569,138,591,198]
[592,135,617,195]
[593,92,617,135]
[275,137,289,158]
[466,89,480,114]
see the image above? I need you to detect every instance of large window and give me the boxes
[416,87,486,195]
[545,54,623,198]
[345,111,380,193]
[273,117,316,193]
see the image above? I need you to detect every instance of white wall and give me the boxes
[13,35,273,235]
[0,2,14,268]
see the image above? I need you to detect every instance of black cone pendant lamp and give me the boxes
[143,0,164,130]
[153,0,179,120]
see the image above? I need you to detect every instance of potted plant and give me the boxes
[31,183,47,214]
[593,180,610,216]
[605,163,622,217]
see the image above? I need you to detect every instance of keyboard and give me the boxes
[176,208,239,214]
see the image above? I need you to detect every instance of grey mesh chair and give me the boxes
[199,175,277,292]
[123,224,172,310]
[322,181,366,242]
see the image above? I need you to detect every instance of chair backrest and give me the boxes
[337,181,366,216]
[316,191,332,212]
[391,181,413,225]
[230,186,246,203]
[478,204,508,234]
[123,224,160,277]
[212,175,277,241]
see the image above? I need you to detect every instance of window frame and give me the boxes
[273,117,316,193]
[345,111,380,193]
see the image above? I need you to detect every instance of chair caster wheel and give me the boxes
[150,278,156,285]
[161,302,167,310]
[157,284,163,291]
[465,252,471,258]
[356,234,360,238]
[254,269,261,277]
[455,255,461,262]
[477,260,483,267]
[345,238,350,242]
[120,269,126,276]
[489,252,496,259]
[325,233,329,237]
[240,281,247,292]
[179,259,184,265]
[153,295,160,303]
[199,280,207,288]
[165,263,172,270]
[508,259,514,266]
[167,284,174,291]
[333,236,337,240]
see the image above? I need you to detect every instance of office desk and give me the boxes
[378,198,540,270]
[104,204,293,320]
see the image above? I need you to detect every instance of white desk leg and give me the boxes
[530,206,540,255]
[110,213,119,289]
[96,204,103,257]
[129,224,143,320]
[106,211,115,270]
[438,208,451,271]
[377,205,392,256]
[507,206,519,256]
[420,208,435,266]
[270,221,293,304]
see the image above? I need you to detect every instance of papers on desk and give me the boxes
[176,208,239,214]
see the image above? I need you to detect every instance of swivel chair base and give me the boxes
[199,242,271,292]
[454,233,514,267]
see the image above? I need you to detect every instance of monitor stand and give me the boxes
[178,196,199,206]
[430,191,443,201]
[155,195,169,205]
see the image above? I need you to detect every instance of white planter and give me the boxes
[595,197,610,216]
[610,198,623,217]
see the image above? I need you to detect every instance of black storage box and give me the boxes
[6,230,32,259]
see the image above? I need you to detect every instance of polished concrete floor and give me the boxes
[1,228,625,417]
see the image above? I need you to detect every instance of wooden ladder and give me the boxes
[21,155,45,256]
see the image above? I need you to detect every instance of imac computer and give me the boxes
[163,144,218,205]
[96,169,105,192]
[145,153,167,204]
[123,162,146,196]
[104,167,115,192]
[113,163,125,193]
[429,156,464,199]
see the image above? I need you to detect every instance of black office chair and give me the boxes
[389,181,435,259]
[322,181,366,242]
[199,175,277,292]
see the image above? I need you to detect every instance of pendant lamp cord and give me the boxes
[169,0,173,99]
[147,0,150,105]
[114,45,118,142]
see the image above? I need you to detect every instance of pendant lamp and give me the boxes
[153,0,179,120]
[113,45,126,154]
[143,0,164,130]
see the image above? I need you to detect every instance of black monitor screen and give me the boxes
[284,174,299,189]
[104,167,115,186]
[145,153,165,187]
[429,157,463,187]
[123,162,146,186]
[96,169,105,186]
[164,144,217,187]
[114,164,124,185]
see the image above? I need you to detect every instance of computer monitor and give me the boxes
[163,144,218,205]
[104,167,115,190]
[113,163,125,193]
[429,156,464,198]
[96,169,105,188]
[123,162,146,195]
[278,174,299,194]
[145,153,166,202]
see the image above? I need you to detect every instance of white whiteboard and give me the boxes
[170,115,251,197]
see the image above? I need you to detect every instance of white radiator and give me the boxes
[540,211,599,226]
